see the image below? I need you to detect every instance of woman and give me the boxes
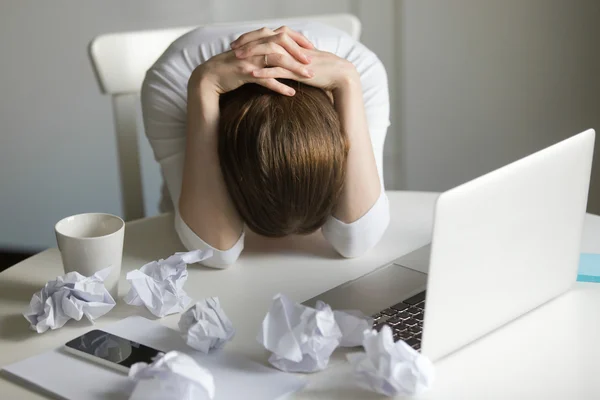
[141,21,390,268]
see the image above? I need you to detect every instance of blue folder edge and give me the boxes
[576,253,600,283]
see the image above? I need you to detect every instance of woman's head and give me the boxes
[218,80,348,237]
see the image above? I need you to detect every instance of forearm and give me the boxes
[179,78,244,250]
[332,70,382,223]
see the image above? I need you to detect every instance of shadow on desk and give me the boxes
[0,278,41,304]
[243,230,339,260]
[0,250,37,273]
[0,278,48,342]
[0,314,37,342]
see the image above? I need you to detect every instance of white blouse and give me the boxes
[141,20,390,268]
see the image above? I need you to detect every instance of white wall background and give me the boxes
[0,0,598,251]
[398,0,600,207]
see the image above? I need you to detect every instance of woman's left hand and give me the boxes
[232,26,359,92]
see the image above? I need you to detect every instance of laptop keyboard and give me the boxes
[371,290,426,351]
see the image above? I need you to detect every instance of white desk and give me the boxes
[1,191,599,399]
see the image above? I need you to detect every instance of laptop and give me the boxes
[304,129,595,362]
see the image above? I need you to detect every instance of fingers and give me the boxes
[254,78,296,96]
[234,54,302,96]
[230,27,275,49]
[274,26,314,49]
[231,25,313,51]
[252,66,307,81]
[236,34,310,64]
[251,53,313,78]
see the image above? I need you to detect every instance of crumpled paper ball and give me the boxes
[333,309,374,347]
[129,351,215,400]
[347,325,435,397]
[23,267,115,333]
[257,293,342,373]
[178,297,235,353]
[124,250,213,317]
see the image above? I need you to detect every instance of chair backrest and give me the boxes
[89,14,361,221]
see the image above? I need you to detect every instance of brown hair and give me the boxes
[218,79,348,237]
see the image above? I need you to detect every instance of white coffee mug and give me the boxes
[55,213,125,300]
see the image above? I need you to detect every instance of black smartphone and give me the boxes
[64,329,162,373]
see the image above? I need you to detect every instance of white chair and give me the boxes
[89,14,361,221]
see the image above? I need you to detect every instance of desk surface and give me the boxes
[1,191,599,400]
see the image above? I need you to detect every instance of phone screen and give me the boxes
[65,330,162,369]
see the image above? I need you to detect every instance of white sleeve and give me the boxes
[322,190,390,258]
[321,38,391,258]
[140,37,244,269]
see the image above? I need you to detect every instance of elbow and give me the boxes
[324,216,390,259]
[174,213,244,269]
[176,229,242,269]
[323,192,391,259]
[332,228,389,259]
[335,243,369,259]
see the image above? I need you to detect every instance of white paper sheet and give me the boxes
[179,298,235,353]
[347,325,435,396]
[23,267,116,333]
[129,351,215,400]
[124,250,213,317]
[257,294,342,373]
[2,316,307,400]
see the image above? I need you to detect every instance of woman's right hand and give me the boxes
[188,26,314,97]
